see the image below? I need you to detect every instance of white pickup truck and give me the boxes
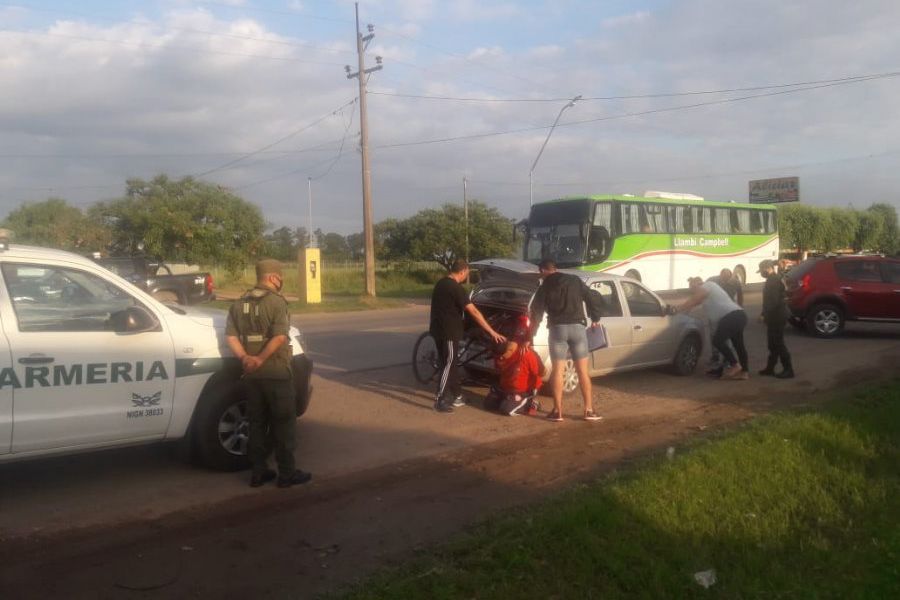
[0,242,313,471]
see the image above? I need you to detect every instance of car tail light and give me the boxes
[205,273,214,295]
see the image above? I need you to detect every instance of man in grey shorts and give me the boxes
[530,259,604,422]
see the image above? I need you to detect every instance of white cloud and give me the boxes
[450,0,520,22]
[1,0,899,237]
[527,44,564,59]
[600,11,650,29]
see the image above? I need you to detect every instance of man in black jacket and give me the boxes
[758,260,794,378]
[530,259,603,422]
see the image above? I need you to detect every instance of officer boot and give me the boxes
[775,355,795,379]
[759,355,777,376]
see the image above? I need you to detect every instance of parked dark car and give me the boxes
[785,255,900,337]
[93,256,215,305]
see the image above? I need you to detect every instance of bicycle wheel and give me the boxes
[412,331,440,384]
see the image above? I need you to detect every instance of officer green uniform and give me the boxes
[225,260,298,483]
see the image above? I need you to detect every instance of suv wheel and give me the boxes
[806,303,844,338]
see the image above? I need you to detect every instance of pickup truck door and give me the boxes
[0,327,10,454]
[0,261,176,454]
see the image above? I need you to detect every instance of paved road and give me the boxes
[2,288,898,543]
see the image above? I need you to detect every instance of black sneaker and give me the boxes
[706,367,723,378]
[452,394,465,408]
[434,400,454,413]
[277,470,312,488]
[249,469,276,488]
[758,368,776,376]
[774,369,795,379]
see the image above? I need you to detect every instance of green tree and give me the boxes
[778,204,826,258]
[820,207,858,252]
[2,197,109,251]
[852,210,885,253]
[263,226,299,261]
[316,230,350,261]
[866,203,898,255]
[400,200,516,269]
[89,175,264,272]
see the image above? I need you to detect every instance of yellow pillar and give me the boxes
[298,247,322,304]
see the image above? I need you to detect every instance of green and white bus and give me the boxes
[523,194,778,290]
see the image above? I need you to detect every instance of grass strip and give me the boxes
[339,380,900,599]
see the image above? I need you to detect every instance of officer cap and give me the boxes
[255,258,283,279]
[757,259,776,274]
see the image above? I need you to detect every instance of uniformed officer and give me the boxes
[225,259,312,488]
[758,259,794,379]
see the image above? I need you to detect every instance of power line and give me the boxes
[0,140,345,160]
[193,97,358,178]
[0,1,356,56]
[0,28,346,66]
[369,71,900,103]
[310,99,358,181]
[375,74,900,150]
[465,149,900,188]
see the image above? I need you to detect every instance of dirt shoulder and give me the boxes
[1,348,896,599]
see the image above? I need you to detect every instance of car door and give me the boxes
[881,260,900,319]
[834,260,889,319]
[0,261,176,454]
[588,280,632,373]
[0,327,10,455]
[620,280,679,366]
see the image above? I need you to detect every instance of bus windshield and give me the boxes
[524,200,591,267]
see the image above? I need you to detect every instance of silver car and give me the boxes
[465,259,704,392]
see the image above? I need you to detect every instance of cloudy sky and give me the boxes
[1,0,898,234]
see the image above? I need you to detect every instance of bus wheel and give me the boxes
[625,269,641,282]
[733,265,746,285]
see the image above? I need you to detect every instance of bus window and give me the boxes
[640,204,667,233]
[714,208,731,233]
[691,207,712,233]
[766,211,777,233]
[593,202,612,231]
[667,206,690,233]
[750,211,766,233]
[732,209,750,233]
[620,204,640,234]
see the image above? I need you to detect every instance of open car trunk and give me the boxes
[463,260,544,376]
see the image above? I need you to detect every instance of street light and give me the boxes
[529,94,581,207]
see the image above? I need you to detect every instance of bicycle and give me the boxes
[411,330,494,385]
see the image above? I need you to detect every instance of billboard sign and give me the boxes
[749,177,799,204]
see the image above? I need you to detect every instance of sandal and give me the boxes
[584,410,603,422]
[546,410,564,422]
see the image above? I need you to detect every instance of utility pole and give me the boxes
[529,94,581,207]
[307,177,314,247]
[463,176,469,265]
[345,2,382,297]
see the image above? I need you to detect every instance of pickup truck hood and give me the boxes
[165,303,305,354]
[168,304,225,329]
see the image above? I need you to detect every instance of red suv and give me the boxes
[785,255,900,337]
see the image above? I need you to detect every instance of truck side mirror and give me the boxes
[110,306,160,334]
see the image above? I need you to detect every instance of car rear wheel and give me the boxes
[672,334,701,375]
[561,359,579,394]
[806,303,844,338]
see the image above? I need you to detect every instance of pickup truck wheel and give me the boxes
[153,290,179,304]
[193,384,252,471]
[672,334,701,375]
